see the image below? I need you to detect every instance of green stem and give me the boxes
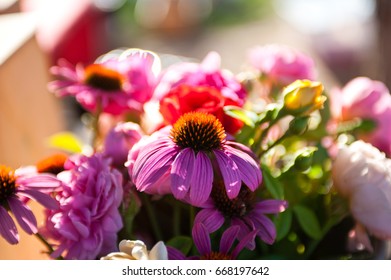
[141,193,163,241]
[92,101,102,150]
[35,233,63,260]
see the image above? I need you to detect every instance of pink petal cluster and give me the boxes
[332,140,391,242]
[43,153,123,259]
[153,52,247,105]
[49,49,159,115]
[329,77,391,156]
[248,44,316,86]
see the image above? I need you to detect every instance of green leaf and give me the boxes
[261,164,284,199]
[47,132,84,153]
[275,208,292,241]
[166,236,193,255]
[293,205,322,240]
[224,105,258,127]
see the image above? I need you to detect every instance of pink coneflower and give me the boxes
[168,223,257,260]
[0,165,60,244]
[195,180,287,248]
[49,49,159,115]
[130,111,262,206]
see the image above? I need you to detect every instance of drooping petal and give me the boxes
[7,197,37,235]
[250,213,277,245]
[224,145,262,191]
[232,217,256,250]
[192,223,211,256]
[220,226,240,254]
[0,206,19,244]
[189,152,213,205]
[253,200,288,214]
[194,208,225,233]
[16,174,62,190]
[17,189,59,210]
[171,148,195,200]
[231,229,259,259]
[214,150,241,199]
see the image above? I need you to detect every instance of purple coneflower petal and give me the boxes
[16,174,61,190]
[171,148,195,200]
[189,152,213,205]
[8,197,37,235]
[167,246,187,260]
[224,145,262,191]
[192,223,211,256]
[220,225,240,254]
[194,208,225,233]
[253,200,288,214]
[231,229,259,259]
[232,217,256,250]
[18,189,59,210]
[250,213,277,245]
[0,206,19,244]
[214,150,241,199]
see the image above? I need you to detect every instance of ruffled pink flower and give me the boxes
[0,165,60,244]
[129,112,262,206]
[49,49,160,115]
[42,153,123,259]
[248,44,316,86]
[153,51,246,105]
[329,77,391,156]
[332,140,391,245]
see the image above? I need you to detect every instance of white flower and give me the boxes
[100,240,168,260]
[332,140,391,242]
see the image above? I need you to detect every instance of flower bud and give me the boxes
[287,116,310,136]
[282,80,326,116]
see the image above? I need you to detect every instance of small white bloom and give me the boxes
[100,240,168,260]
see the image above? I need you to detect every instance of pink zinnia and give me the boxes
[129,112,262,206]
[42,153,123,259]
[0,165,60,244]
[153,51,247,105]
[49,49,160,115]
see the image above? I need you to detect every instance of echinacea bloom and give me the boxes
[0,165,60,244]
[169,224,257,260]
[49,49,160,115]
[332,140,391,244]
[248,44,316,86]
[153,51,246,105]
[159,84,243,134]
[101,240,168,260]
[130,112,262,206]
[329,77,391,156]
[195,180,287,247]
[43,153,123,259]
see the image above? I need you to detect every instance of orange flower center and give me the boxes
[211,179,254,218]
[200,251,232,260]
[83,64,125,91]
[36,153,68,175]
[0,165,17,205]
[170,112,226,152]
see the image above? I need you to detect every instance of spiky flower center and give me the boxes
[0,165,17,205]
[211,179,254,218]
[171,112,226,152]
[200,252,232,260]
[36,153,67,175]
[84,64,125,91]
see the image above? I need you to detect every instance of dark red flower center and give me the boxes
[83,64,124,91]
[171,112,226,152]
[36,153,67,175]
[0,165,17,205]
[200,251,232,260]
[211,179,254,218]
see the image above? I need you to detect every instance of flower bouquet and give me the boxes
[1,44,391,260]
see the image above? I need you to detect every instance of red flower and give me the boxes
[159,85,243,134]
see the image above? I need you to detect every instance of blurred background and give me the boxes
[0,0,389,259]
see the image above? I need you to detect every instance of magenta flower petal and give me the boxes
[167,246,187,260]
[250,214,277,244]
[192,223,211,256]
[232,217,256,250]
[220,225,240,254]
[18,189,59,210]
[214,150,241,199]
[253,200,288,214]
[231,229,259,259]
[0,206,19,244]
[189,152,213,205]
[224,145,262,191]
[8,197,37,235]
[194,208,225,233]
[16,174,62,190]
[171,148,195,200]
